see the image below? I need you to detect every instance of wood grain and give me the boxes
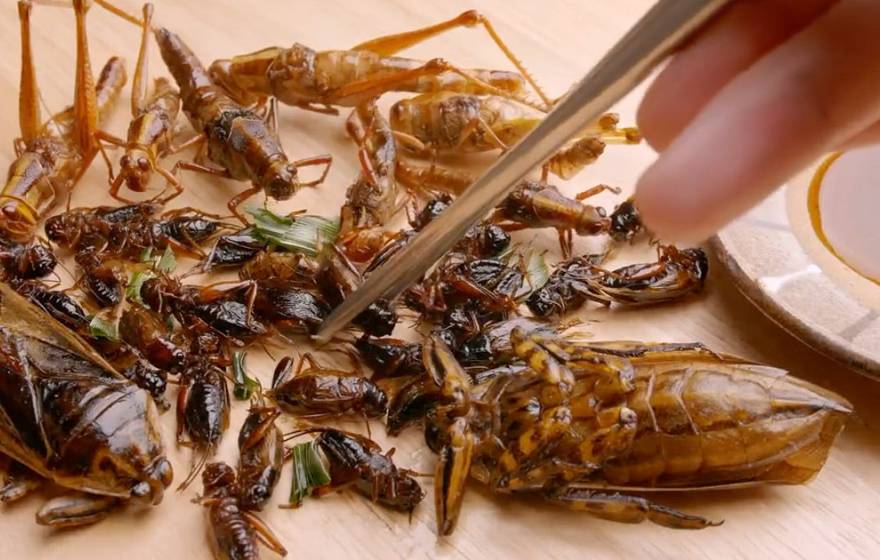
[1,1,879,559]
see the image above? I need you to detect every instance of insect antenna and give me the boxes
[178,449,209,492]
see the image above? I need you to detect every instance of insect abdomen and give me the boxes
[599,366,852,487]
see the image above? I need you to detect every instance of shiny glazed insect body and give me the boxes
[355,335,424,380]
[0,238,57,281]
[251,281,329,335]
[491,180,617,258]
[0,283,172,527]
[119,303,186,371]
[291,428,424,512]
[526,246,708,316]
[421,331,852,536]
[268,355,388,420]
[237,401,284,511]
[200,462,288,560]
[391,95,638,175]
[177,353,231,490]
[1,1,126,242]
[153,26,331,221]
[318,244,398,337]
[46,201,228,260]
[141,276,267,344]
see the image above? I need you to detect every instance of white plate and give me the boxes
[712,147,880,377]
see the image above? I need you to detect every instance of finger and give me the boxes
[636,0,880,242]
[637,0,835,151]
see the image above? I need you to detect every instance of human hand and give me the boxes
[635,0,880,241]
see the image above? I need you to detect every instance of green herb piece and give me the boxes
[289,441,331,507]
[519,250,550,298]
[126,270,155,304]
[139,247,154,263]
[155,246,177,273]
[88,312,119,341]
[232,351,260,400]
[248,208,339,256]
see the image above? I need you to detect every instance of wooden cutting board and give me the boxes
[1,1,879,558]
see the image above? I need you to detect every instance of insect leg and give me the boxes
[227,185,262,224]
[176,379,191,445]
[154,164,185,203]
[0,461,44,504]
[435,415,474,536]
[544,487,721,529]
[350,10,549,108]
[35,492,120,528]
[17,1,41,143]
[331,58,543,111]
[130,3,153,116]
[292,154,333,188]
[243,510,288,556]
[72,0,99,155]
[575,184,622,201]
[351,10,487,55]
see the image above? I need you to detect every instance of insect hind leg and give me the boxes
[544,486,722,529]
[350,10,550,108]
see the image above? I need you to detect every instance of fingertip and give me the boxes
[636,81,674,152]
[634,163,717,244]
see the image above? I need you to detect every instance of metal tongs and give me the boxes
[315,0,731,343]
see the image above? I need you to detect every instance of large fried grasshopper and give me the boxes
[421,332,852,536]
[0,283,172,527]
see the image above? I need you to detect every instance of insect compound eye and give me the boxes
[120,154,132,167]
[137,157,151,171]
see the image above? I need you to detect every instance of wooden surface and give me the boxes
[2,1,880,558]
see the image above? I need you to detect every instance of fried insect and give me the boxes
[410,194,510,258]
[198,226,266,272]
[46,201,228,260]
[391,94,638,178]
[118,303,186,371]
[141,276,267,344]
[177,349,231,491]
[251,281,329,335]
[318,244,398,337]
[406,256,524,320]
[491,180,618,258]
[240,251,321,288]
[199,462,288,559]
[97,4,188,203]
[237,399,284,511]
[586,246,708,306]
[0,283,172,527]
[209,10,546,114]
[355,335,423,380]
[288,428,425,513]
[268,355,388,420]
[608,196,643,242]
[526,246,708,316]
[0,237,57,281]
[361,195,509,283]
[338,101,400,263]
[1,1,126,242]
[151,25,332,222]
[386,376,438,436]
[77,253,127,307]
[443,316,557,367]
[420,331,851,536]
